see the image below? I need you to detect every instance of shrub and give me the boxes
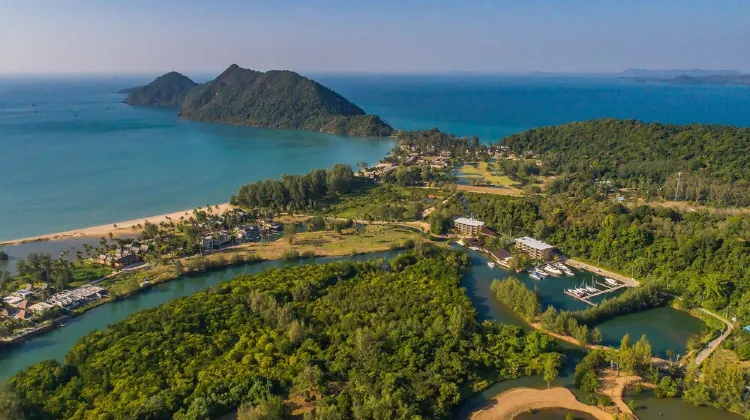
[281,249,300,261]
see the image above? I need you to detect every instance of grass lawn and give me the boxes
[458,161,521,188]
[98,224,428,297]
[322,184,442,221]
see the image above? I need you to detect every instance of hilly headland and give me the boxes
[122,64,394,137]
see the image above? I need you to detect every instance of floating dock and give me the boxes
[564,283,629,306]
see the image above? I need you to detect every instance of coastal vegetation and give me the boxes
[466,193,750,326]
[501,118,750,206]
[9,248,562,419]
[123,71,198,107]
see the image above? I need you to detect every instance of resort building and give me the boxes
[514,237,555,261]
[454,217,485,236]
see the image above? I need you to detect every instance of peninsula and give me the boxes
[122,64,394,137]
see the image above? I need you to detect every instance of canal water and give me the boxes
[624,388,745,420]
[594,307,706,358]
[0,246,716,418]
[0,251,397,379]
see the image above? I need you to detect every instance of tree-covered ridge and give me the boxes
[178,64,393,137]
[123,71,198,107]
[10,248,559,419]
[501,118,750,206]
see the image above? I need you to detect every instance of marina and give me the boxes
[563,278,630,307]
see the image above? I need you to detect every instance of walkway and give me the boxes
[693,307,733,365]
[469,387,612,420]
[565,259,639,287]
[659,292,734,366]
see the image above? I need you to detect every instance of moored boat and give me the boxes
[487,262,496,268]
[605,277,619,286]
[542,264,563,276]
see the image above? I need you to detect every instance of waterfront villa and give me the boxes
[514,237,555,261]
[490,249,513,268]
[454,217,485,236]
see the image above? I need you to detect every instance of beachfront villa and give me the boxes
[514,237,555,261]
[454,217,485,236]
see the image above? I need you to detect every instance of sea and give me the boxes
[1,74,750,242]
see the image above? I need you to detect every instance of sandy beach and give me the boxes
[0,203,235,246]
[469,387,612,420]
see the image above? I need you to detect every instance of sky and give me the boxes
[1,0,749,75]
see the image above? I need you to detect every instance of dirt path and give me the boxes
[457,184,524,196]
[598,370,646,417]
[469,387,612,420]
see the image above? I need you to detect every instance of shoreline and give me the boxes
[0,203,235,246]
[469,387,611,420]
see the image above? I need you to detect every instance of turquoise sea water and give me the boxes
[1,75,749,241]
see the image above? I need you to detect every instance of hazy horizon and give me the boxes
[1,0,749,75]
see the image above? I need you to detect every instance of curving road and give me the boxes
[693,307,733,366]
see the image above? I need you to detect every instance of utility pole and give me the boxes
[674,171,682,202]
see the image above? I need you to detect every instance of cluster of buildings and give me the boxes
[453,217,556,263]
[2,283,108,322]
[201,222,277,253]
[46,285,106,310]
[98,243,149,268]
[2,283,46,320]
[356,149,453,182]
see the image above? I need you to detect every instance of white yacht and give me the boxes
[543,264,563,276]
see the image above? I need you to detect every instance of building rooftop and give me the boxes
[515,236,554,251]
[454,217,485,227]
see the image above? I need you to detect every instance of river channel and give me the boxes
[0,247,718,418]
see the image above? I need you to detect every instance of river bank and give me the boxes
[0,203,236,245]
[0,224,425,349]
[469,387,611,420]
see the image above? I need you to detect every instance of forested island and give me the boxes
[123,72,198,107]
[121,65,393,137]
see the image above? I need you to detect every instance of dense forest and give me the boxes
[466,193,750,324]
[501,118,750,205]
[231,164,357,211]
[179,65,393,137]
[9,248,560,419]
[123,72,198,107]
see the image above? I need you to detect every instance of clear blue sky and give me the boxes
[1,0,748,74]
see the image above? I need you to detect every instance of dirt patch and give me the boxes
[469,387,611,420]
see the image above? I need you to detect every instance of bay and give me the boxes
[2,74,750,242]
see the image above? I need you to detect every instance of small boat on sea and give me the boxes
[605,278,619,286]
[487,262,496,268]
[529,271,543,280]
[543,265,563,276]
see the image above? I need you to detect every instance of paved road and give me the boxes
[661,292,734,366]
[693,307,733,366]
